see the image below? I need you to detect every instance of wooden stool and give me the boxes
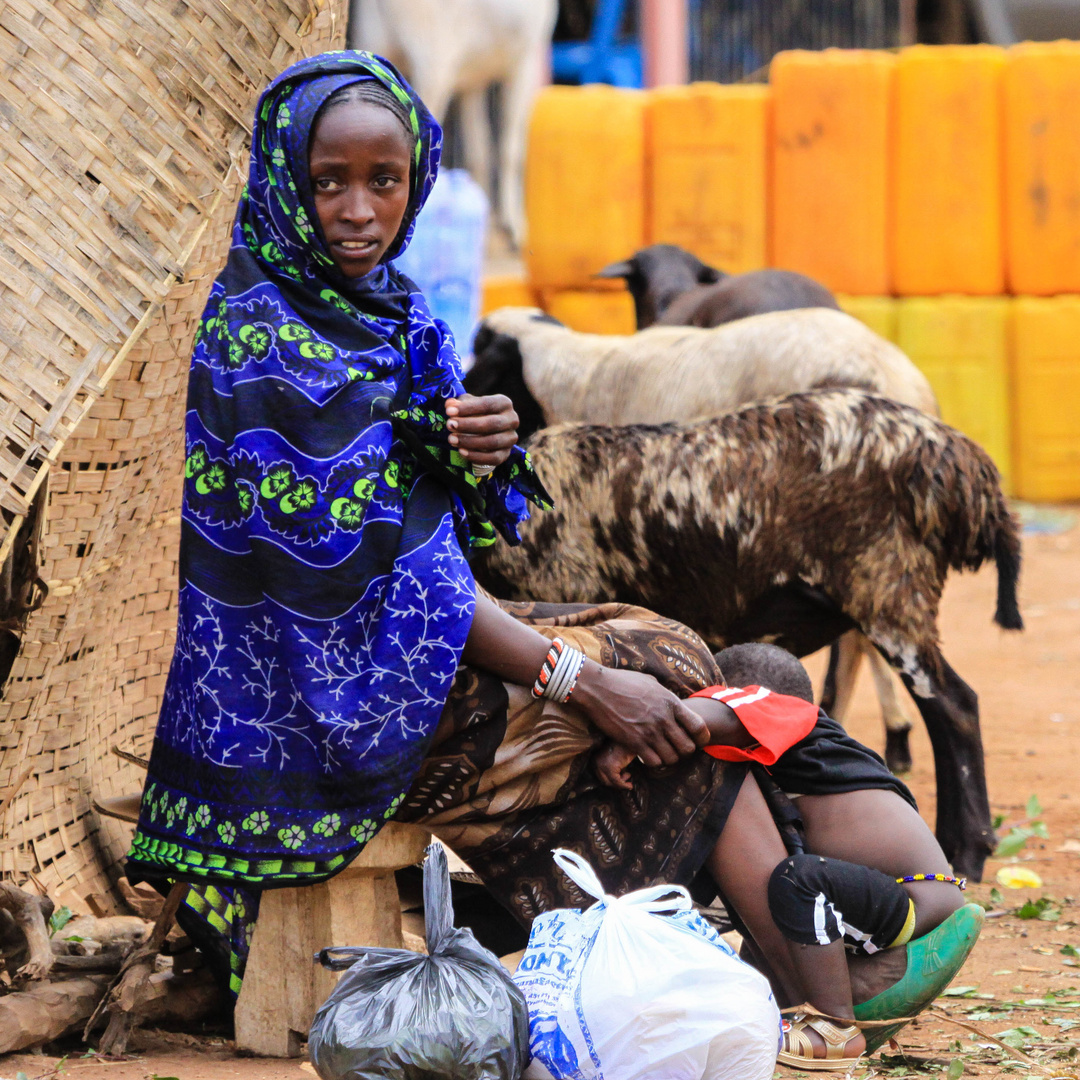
[234,822,431,1057]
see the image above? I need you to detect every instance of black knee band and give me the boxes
[768,854,912,954]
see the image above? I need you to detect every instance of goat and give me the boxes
[465,306,939,772]
[596,244,840,330]
[349,0,557,245]
[473,390,1023,881]
[465,306,938,442]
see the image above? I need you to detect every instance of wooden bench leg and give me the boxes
[234,824,430,1057]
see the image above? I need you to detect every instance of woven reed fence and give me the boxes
[0,0,344,911]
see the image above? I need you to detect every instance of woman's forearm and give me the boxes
[461,588,555,686]
[463,587,708,765]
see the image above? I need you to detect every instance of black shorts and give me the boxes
[764,711,917,811]
[689,713,916,914]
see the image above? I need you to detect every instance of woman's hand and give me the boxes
[462,592,706,769]
[572,662,709,768]
[446,393,518,468]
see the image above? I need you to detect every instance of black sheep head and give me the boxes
[596,244,724,329]
[465,320,549,442]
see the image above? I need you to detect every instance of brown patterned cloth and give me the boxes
[396,600,747,924]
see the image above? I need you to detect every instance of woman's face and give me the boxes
[309,98,413,278]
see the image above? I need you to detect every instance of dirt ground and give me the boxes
[3,507,1079,1079]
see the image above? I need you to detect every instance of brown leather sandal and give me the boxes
[777,1011,864,1071]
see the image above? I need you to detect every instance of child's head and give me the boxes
[715,643,814,703]
[309,80,418,278]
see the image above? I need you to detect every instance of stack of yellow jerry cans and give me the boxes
[509,40,1080,502]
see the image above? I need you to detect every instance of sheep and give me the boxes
[473,389,1023,882]
[596,244,840,330]
[596,246,915,760]
[465,306,939,440]
[464,306,941,771]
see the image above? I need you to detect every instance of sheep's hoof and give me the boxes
[885,728,913,775]
[949,842,992,884]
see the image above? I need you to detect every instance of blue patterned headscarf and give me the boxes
[126,52,549,910]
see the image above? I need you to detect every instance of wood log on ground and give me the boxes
[0,975,109,1053]
[56,915,149,949]
[0,882,54,980]
[51,952,126,975]
[0,967,220,1054]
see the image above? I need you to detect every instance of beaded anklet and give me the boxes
[895,873,967,890]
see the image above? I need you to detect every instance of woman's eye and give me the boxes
[314,176,339,192]
[372,175,400,190]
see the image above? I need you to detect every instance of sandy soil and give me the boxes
[3,510,1079,1079]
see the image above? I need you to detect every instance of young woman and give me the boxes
[126,52,965,1067]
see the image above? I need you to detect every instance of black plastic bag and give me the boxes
[309,843,529,1080]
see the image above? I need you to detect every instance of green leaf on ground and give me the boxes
[1016,896,1062,921]
[947,1058,965,1078]
[47,905,74,937]
[995,1026,1041,1048]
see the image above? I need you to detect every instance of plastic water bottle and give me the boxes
[395,169,489,367]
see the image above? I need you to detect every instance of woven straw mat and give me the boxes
[0,0,345,910]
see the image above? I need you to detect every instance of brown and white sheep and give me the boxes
[464,306,941,770]
[596,243,840,330]
[473,389,1023,881]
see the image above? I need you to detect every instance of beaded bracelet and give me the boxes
[895,873,967,890]
[531,636,587,703]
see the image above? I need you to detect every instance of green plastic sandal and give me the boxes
[854,902,984,1054]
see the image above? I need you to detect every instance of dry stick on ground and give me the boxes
[83,881,186,1055]
[927,1007,1074,1077]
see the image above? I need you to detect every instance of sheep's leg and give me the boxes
[819,629,863,722]
[819,642,840,715]
[460,87,493,199]
[496,42,546,247]
[822,632,916,775]
[875,641,994,881]
[864,644,916,774]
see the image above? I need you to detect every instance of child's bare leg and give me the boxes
[795,790,964,937]
[706,772,865,1059]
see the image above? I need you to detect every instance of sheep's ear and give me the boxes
[595,260,634,280]
[698,264,724,284]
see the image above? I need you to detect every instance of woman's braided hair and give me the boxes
[316,79,416,145]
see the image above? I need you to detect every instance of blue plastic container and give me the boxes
[395,168,489,363]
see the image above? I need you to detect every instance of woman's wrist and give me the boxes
[568,659,608,710]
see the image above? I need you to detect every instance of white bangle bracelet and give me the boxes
[544,646,586,704]
[471,462,497,478]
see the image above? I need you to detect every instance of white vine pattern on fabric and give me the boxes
[164,524,474,773]
[298,531,474,770]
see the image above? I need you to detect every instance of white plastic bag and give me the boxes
[513,850,781,1080]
